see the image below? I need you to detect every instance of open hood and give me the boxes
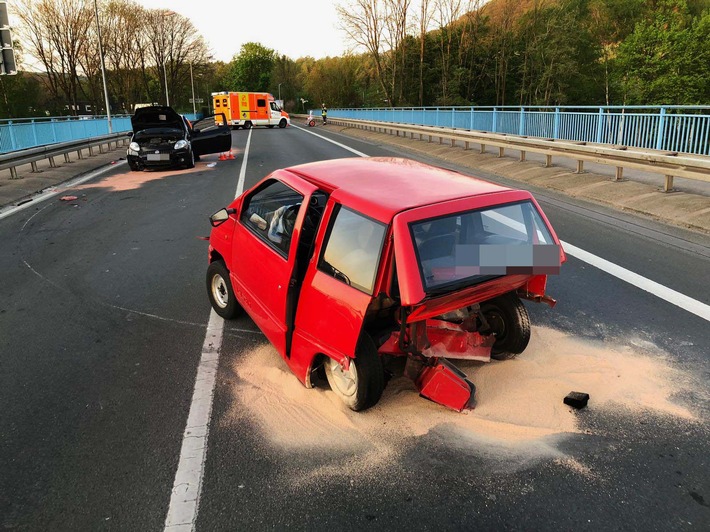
[131,106,184,133]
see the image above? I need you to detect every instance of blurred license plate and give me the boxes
[147,153,169,161]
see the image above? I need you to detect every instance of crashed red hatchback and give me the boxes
[206,158,565,412]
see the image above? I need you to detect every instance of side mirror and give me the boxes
[125,131,133,137]
[210,207,235,227]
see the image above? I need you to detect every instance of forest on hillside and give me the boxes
[1,0,708,119]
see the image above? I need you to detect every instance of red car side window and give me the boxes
[241,180,304,257]
[319,206,386,294]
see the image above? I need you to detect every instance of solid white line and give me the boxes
[164,131,252,532]
[0,161,126,222]
[561,240,710,322]
[291,124,369,157]
[235,128,252,197]
[164,311,224,531]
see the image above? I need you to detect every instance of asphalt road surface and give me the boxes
[1,123,708,531]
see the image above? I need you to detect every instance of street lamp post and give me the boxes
[190,62,196,115]
[161,11,173,106]
[93,0,112,132]
[278,82,283,102]
[163,62,169,106]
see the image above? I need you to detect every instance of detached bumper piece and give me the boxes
[411,357,476,412]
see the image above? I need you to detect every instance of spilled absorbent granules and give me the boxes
[225,326,702,481]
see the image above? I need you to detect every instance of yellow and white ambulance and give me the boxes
[212,92,290,129]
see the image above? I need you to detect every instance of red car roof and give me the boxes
[284,157,514,221]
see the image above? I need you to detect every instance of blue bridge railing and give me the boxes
[326,106,710,157]
[0,113,203,154]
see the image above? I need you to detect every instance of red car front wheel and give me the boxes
[206,261,243,319]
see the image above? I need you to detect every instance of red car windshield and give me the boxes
[410,200,560,293]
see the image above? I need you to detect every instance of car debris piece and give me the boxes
[59,195,78,201]
[564,391,590,409]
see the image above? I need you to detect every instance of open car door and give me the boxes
[191,113,231,156]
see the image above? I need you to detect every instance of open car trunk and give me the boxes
[378,191,565,411]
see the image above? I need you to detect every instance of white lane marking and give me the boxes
[0,161,127,222]
[164,129,252,531]
[561,240,710,322]
[164,310,224,531]
[235,128,252,198]
[292,124,369,157]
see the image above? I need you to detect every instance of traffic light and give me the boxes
[0,1,17,75]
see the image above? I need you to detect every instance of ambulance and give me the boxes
[212,92,290,129]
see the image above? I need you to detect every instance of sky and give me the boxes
[137,0,354,62]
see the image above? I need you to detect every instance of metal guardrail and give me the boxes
[325,105,710,157]
[323,117,710,192]
[0,115,132,154]
[0,132,130,179]
[0,113,202,154]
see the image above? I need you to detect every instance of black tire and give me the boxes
[278,118,287,128]
[243,121,252,130]
[481,293,531,360]
[128,160,141,171]
[308,119,316,127]
[325,334,384,411]
[185,149,195,169]
[206,261,242,319]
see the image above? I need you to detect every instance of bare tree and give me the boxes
[432,0,468,104]
[144,9,211,107]
[101,0,152,113]
[15,0,93,114]
[383,0,412,105]
[337,0,393,105]
[416,0,434,106]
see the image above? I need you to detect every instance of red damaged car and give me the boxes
[206,158,565,412]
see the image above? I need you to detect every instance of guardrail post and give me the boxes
[655,107,667,151]
[596,107,604,143]
[519,107,526,136]
[31,119,39,146]
[663,175,674,192]
[492,107,498,134]
[553,108,560,140]
[8,120,17,151]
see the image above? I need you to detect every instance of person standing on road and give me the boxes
[321,104,328,125]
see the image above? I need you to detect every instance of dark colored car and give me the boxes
[126,106,232,171]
